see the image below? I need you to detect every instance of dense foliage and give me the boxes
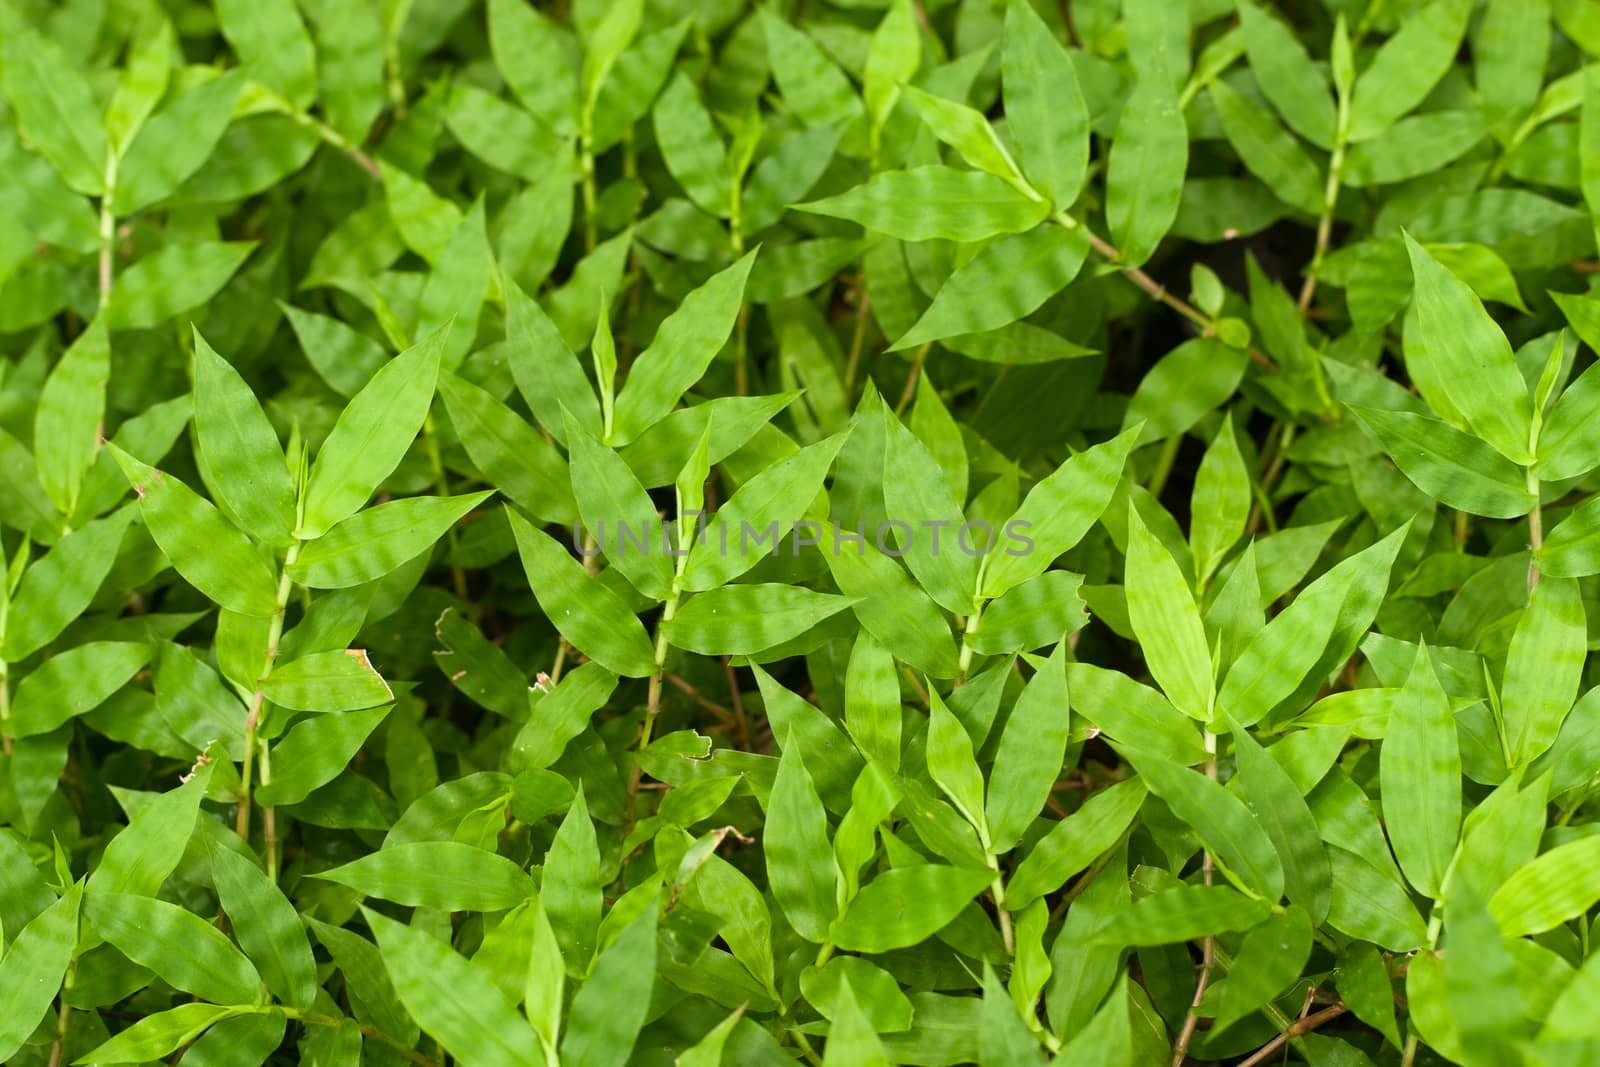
[9,0,1600,1063]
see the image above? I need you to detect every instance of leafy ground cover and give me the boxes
[5,0,1600,1064]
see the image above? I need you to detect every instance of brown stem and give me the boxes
[843,279,871,394]
[1236,1005,1350,1067]
[894,342,932,416]
[1171,733,1219,1067]
[236,542,301,848]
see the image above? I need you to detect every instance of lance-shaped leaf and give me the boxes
[1107,67,1188,267]
[1091,883,1271,946]
[1347,0,1472,142]
[1125,502,1213,722]
[105,242,258,331]
[560,903,658,1067]
[1379,647,1461,898]
[765,739,837,943]
[506,279,601,446]
[1130,750,1286,901]
[1218,526,1406,727]
[206,837,317,1012]
[1501,575,1585,766]
[193,328,296,547]
[0,883,81,1062]
[904,86,1031,192]
[252,705,389,807]
[654,72,727,216]
[89,766,213,897]
[1007,777,1147,910]
[682,430,847,591]
[1237,2,1336,148]
[1208,79,1323,215]
[797,166,1051,243]
[986,641,1071,853]
[2,508,132,660]
[440,371,576,523]
[1002,0,1090,209]
[982,426,1139,599]
[830,865,994,953]
[290,492,493,588]
[881,407,977,613]
[364,907,541,1067]
[7,641,150,738]
[110,446,280,616]
[1540,496,1600,577]
[262,649,393,712]
[507,510,655,677]
[819,525,961,679]
[1231,725,1332,921]
[316,842,534,912]
[890,225,1089,352]
[0,23,107,195]
[1489,835,1600,936]
[1348,405,1535,518]
[968,571,1087,656]
[927,688,987,838]
[301,326,446,538]
[1403,235,1534,464]
[611,250,758,444]
[665,584,855,656]
[35,318,107,517]
[73,1006,240,1065]
[1191,414,1250,587]
[566,415,674,600]
[87,891,262,1005]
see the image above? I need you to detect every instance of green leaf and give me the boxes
[364,907,541,1067]
[1378,646,1461,898]
[681,431,847,592]
[1130,750,1286,901]
[904,86,1030,193]
[567,416,674,600]
[507,509,655,677]
[612,250,758,444]
[1540,496,1600,577]
[830,865,994,953]
[1404,235,1534,464]
[819,526,961,679]
[880,408,977,614]
[1106,68,1188,267]
[446,84,566,185]
[981,427,1138,599]
[666,584,854,656]
[1348,405,1535,519]
[301,326,445,538]
[0,24,107,195]
[761,12,859,127]
[110,446,280,615]
[1237,2,1336,147]
[1501,576,1586,766]
[765,738,837,943]
[1125,501,1213,722]
[105,242,258,332]
[262,648,393,712]
[1092,883,1271,945]
[0,883,81,1062]
[1210,905,1315,1032]
[862,0,920,132]
[316,842,534,911]
[654,72,727,217]
[1489,834,1600,936]
[193,329,296,548]
[986,641,1071,853]
[561,904,658,1067]
[206,837,317,1011]
[891,225,1089,352]
[1007,778,1147,910]
[6,641,150,738]
[290,492,492,588]
[797,166,1051,243]
[1231,725,1332,921]
[252,704,389,807]
[1347,0,1471,142]
[87,891,261,1005]
[35,318,107,517]
[489,0,576,129]
[1002,0,1089,210]
[844,632,902,772]
[89,768,212,897]
[546,785,603,972]
[968,570,1087,656]
[2,509,131,660]
[1191,415,1251,587]
[1537,359,1600,481]
[440,371,576,524]
[115,71,246,215]
[215,0,318,110]
[513,662,617,771]
[926,688,988,839]
[74,1005,239,1065]
[1208,79,1323,216]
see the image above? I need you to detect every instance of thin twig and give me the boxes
[1236,1004,1350,1067]
[1171,732,1219,1067]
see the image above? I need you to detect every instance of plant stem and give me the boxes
[1171,730,1219,1067]
[1528,470,1543,590]
[1236,1004,1349,1067]
[46,964,73,1067]
[991,873,1016,955]
[843,277,871,395]
[626,592,681,833]
[1298,113,1347,316]
[98,155,117,302]
[291,111,381,178]
[1147,434,1183,498]
[237,541,302,849]
[894,342,932,416]
[420,411,468,600]
[290,1010,439,1067]
[0,658,11,758]
[956,602,984,684]
[580,123,599,254]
